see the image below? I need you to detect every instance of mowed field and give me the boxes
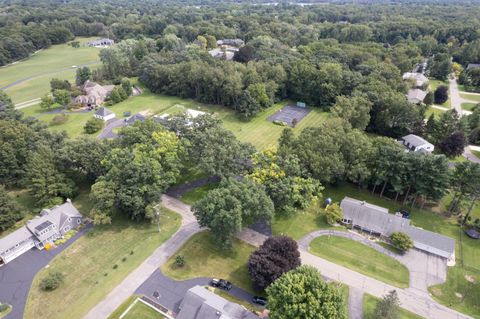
[0,37,102,104]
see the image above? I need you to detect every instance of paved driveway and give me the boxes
[0,225,91,319]
[98,118,125,140]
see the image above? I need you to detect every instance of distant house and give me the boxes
[208,48,235,61]
[402,72,429,87]
[406,89,427,104]
[74,81,115,107]
[177,285,258,319]
[0,200,82,266]
[340,197,456,263]
[87,38,114,47]
[94,107,116,122]
[466,63,480,71]
[400,134,434,153]
[217,39,245,47]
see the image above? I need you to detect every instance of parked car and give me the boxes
[252,296,267,306]
[210,278,233,290]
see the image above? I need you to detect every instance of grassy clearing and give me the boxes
[24,209,181,319]
[462,103,478,111]
[310,236,410,288]
[460,93,480,103]
[425,106,446,118]
[180,184,217,205]
[363,294,424,319]
[430,79,451,108]
[161,231,256,294]
[108,295,166,319]
[338,284,350,318]
[472,150,480,159]
[0,37,101,104]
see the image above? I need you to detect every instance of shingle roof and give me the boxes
[126,113,146,125]
[95,107,114,117]
[402,72,428,86]
[340,197,456,259]
[401,134,433,148]
[406,89,427,104]
[466,63,480,70]
[0,226,34,254]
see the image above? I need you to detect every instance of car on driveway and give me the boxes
[210,278,232,290]
[252,296,267,306]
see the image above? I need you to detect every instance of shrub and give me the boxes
[40,272,64,291]
[50,113,69,126]
[122,257,127,262]
[325,203,342,225]
[175,255,185,267]
[113,264,118,269]
[84,118,104,134]
[273,120,287,126]
[0,303,9,312]
[390,232,413,252]
[434,85,449,104]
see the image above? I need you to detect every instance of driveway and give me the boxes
[135,270,256,315]
[0,224,91,319]
[97,118,125,140]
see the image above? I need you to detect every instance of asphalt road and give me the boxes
[0,224,91,319]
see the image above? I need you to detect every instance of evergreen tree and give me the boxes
[373,290,400,319]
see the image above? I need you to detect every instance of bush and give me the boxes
[40,272,64,291]
[273,120,287,126]
[113,264,118,269]
[390,232,413,252]
[50,113,69,126]
[0,303,9,312]
[84,118,104,134]
[434,85,449,104]
[175,255,185,267]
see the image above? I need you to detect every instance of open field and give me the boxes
[462,102,478,111]
[309,236,410,288]
[0,37,102,104]
[460,93,480,103]
[24,209,181,319]
[161,231,256,294]
[363,294,424,319]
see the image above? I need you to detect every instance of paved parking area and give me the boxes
[267,105,311,126]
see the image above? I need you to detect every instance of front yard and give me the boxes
[363,294,424,319]
[24,209,181,319]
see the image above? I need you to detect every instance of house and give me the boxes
[74,81,115,107]
[94,107,116,122]
[217,39,245,47]
[406,89,427,104]
[402,72,429,87]
[177,285,258,319]
[87,38,115,47]
[400,134,434,153]
[340,197,456,263]
[466,63,480,71]
[208,48,235,61]
[0,200,82,266]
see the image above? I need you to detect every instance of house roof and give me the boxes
[0,226,34,253]
[401,134,433,148]
[466,63,480,70]
[406,89,427,104]
[340,197,456,259]
[402,72,428,86]
[177,286,258,319]
[126,113,146,125]
[95,107,114,117]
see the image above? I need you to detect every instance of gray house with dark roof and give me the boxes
[0,200,82,266]
[466,63,480,71]
[400,134,434,153]
[177,286,258,319]
[340,197,456,263]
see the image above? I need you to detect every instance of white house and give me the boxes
[94,107,116,122]
[403,72,429,87]
[400,134,434,153]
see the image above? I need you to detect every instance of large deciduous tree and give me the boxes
[266,265,346,319]
[373,290,400,319]
[331,95,372,130]
[0,185,25,231]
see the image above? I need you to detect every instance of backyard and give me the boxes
[24,209,181,319]
[309,236,410,288]
[0,37,102,104]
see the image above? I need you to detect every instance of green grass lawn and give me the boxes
[363,294,424,319]
[24,209,181,319]
[161,231,256,294]
[425,106,446,119]
[0,37,101,104]
[180,184,218,205]
[309,236,410,288]
[472,150,480,159]
[460,93,480,103]
[430,79,451,107]
[108,296,166,319]
[0,304,12,319]
[462,102,478,111]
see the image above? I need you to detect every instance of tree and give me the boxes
[438,131,466,158]
[121,78,133,96]
[448,161,480,216]
[234,90,261,119]
[109,87,122,104]
[75,66,91,86]
[429,53,451,81]
[205,35,217,49]
[40,272,64,291]
[0,185,25,231]
[390,232,413,252]
[373,290,400,319]
[89,180,116,224]
[50,78,71,92]
[40,94,54,110]
[424,91,434,106]
[53,89,71,107]
[331,95,372,130]
[248,236,301,290]
[325,203,343,225]
[192,178,274,249]
[434,85,449,104]
[233,45,254,63]
[84,118,104,134]
[195,35,207,49]
[266,265,346,319]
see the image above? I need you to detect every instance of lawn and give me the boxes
[161,231,256,294]
[0,304,12,319]
[108,296,166,319]
[460,93,480,103]
[462,102,478,111]
[425,106,446,119]
[0,37,102,104]
[309,236,410,288]
[180,184,217,205]
[472,150,480,159]
[429,79,451,108]
[24,208,181,319]
[363,294,424,319]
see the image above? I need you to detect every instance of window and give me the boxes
[77,219,81,224]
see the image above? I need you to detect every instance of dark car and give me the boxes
[210,278,233,290]
[252,296,267,306]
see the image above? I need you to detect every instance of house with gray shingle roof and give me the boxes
[0,200,82,266]
[340,197,456,263]
[177,286,258,319]
[466,63,480,71]
[402,72,429,87]
[94,106,116,122]
[400,134,434,153]
[406,89,427,104]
